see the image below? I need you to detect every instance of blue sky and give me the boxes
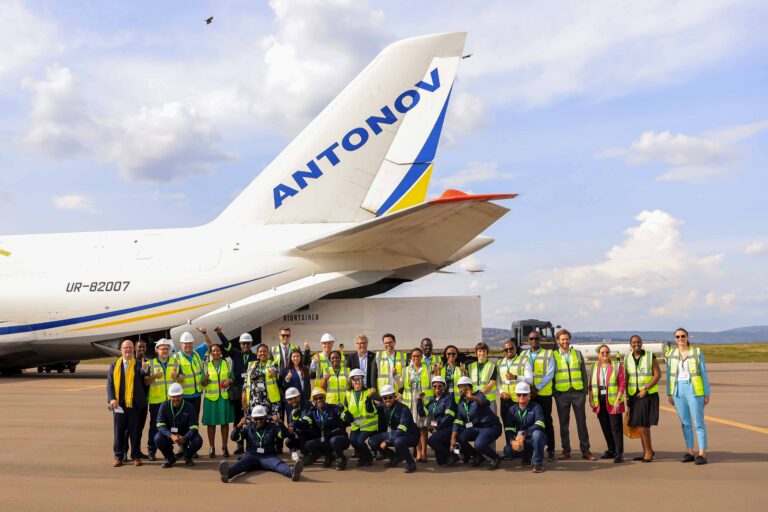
[1,0,767,331]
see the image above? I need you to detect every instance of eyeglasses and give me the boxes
[446,352,457,356]
[675,335,687,339]
[528,337,540,341]
[516,393,529,397]
[351,377,363,382]
[280,333,291,338]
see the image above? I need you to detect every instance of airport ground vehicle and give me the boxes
[510,319,558,350]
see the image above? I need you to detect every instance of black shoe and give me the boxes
[335,456,347,471]
[533,464,544,473]
[234,443,244,455]
[404,463,417,473]
[600,451,615,460]
[695,455,707,465]
[147,451,157,462]
[161,457,176,469]
[446,453,459,467]
[385,455,402,468]
[139,452,149,460]
[323,455,333,468]
[222,447,230,458]
[488,456,501,470]
[218,461,230,483]
[681,453,695,463]
[471,455,483,467]
[291,458,304,481]
[192,452,199,459]
[185,457,194,466]
[462,452,472,464]
[547,450,556,462]
[356,458,373,467]
[613,455,624,463]
[301,454,316,466]
[521,458,532,466]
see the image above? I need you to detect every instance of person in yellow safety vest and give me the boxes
[175,331,205,422]
[271,326,301,372]
[497,340,533,453]
[375,333,407,391]
[403,347,433,462]
[310,332,346,379]
[667,328,710,465]
[552,329,596,461]
[244,344,282,421]
[467,342,498,414]
[201,343,234,458]
[437,345,464,402]
[625,334,661,463]
[519,333,556,461]
[144,338,182,461]
[588,345,626,463]
[346,369,379,466]
[321,351,350,406]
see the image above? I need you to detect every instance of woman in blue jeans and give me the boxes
[667,327,710,465]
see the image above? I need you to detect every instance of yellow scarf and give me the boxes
[112,357,135,408]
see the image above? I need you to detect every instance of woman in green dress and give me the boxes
[202,344,234,458]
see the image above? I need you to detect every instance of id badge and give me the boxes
[430,421,438,428]
[171,427,179,433]
[354,419,362,427]
[240,373,246,379]
[465,422,473,428]
[257,447,265,454]
[600,389,607,395]
[257,382,265,389]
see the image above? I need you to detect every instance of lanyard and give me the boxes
[517,407,528,425]
[170,402,183,428]
[600,365,608,387]
[476,361,486,383]
[315,409,326,431]
[212,360,224,396]
[352,390,362,410]
[411,365,423,391]
[387,405,397,429]
[462,401,471,421]
[254,429,265,447]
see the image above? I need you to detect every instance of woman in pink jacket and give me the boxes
[588,345,626,463]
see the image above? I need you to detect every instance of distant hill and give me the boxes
[483,326,768,346]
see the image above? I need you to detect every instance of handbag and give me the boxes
[623,411,640,439]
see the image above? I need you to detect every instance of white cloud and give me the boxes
[459,254,486,272]
[0,1,56,83]
[51,194,99,214]
[438,161,517,189]
[443,92,491,147]
[152,191,187,206]
[649,291,697,317]
[745,241,767,255]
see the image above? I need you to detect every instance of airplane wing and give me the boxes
[294,190,517,265]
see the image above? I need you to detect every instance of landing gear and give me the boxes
[37,362,79,374]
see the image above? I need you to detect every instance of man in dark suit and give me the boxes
[345,334,378,394]
[107,339,148,467]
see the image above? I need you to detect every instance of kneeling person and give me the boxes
[450,376,502,469]
[367,385,419,473]
[154,383,204,468]
[504,382,547,473]
[219,405,303,482]
[296,388,353,470]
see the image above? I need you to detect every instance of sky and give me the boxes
[1,0,767,331]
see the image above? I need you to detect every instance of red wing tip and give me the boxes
[429,189,518,205]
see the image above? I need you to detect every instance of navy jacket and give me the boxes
[231,421,286,456]
[452,391,500,433]
[419,393,456,431]
[345,352,379,389]
[106,358,147,410]
[280,367,311,401]
[287,399,313,427]
[156,400,199,440]
[216,332,257,388]
[294,404,352,438]
[382,401,419,440]
[504,401,545,442]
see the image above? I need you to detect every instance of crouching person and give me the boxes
[295,388,353,470]
[504,382,548,473]
[154,383,204,468]
[367,385,419,473]
[218,405,303,483]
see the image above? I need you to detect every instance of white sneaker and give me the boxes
[291,451,299,462]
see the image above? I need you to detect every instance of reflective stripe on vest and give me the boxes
[439,365,463,403]
[176,352,203,396]
[147,357,180,404]
[553,349,584,392]
[271,343,300,367]
[497,355,526,402]
[590,362,619,407]
[346,389,378,431]
[468,361,496,400]
[245,361,281,403]
[375,351,407,390]
[667,346,705,396]
[402,364,433,402]
[521,349,553,396]
[324,367,349,405]
[204,359,230,401]
[625,351,658,396]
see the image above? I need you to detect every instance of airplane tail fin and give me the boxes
[213,32,466,226]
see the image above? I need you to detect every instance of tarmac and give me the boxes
[1,363,766,511]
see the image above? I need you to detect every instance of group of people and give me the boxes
[106,325,711,482]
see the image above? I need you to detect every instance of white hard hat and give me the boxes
[239,333,253,344]
[379,385,396,397]
[251,405,267,418]
[515,382,531,395]
[456,376,473,388]
[179,331,195,344]
[431,376,446,386]
[155,338,172,348]
[285,387,301,400]
[311,387,326,398]
[320,333,335,343]
[168,383,184,397]
[349,369,365,379]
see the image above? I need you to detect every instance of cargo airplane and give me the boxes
[0,32,516,373]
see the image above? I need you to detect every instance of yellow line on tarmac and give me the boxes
[660,405,768,435]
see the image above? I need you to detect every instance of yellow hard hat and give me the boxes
[311,387,326,398]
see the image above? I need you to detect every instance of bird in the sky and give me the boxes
[205,17,214,25]
[462,53,473,59]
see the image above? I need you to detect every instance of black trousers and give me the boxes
[500,397,514,430]
[147,403,161,452]
[597,396,623,455]
[532,394,555,453]
[124,404,147,456]
[113,407,140,460]
[186,397,201,419]
[232,401,245,444]
[554,390,590,454]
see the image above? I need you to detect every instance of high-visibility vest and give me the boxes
[176,351,204,396]
[346,389,378,432]
[625,351,658,396]
[497,355,526,402]
[402,364,433,402]
[245,360,281,404]
[667,346,705,397]
[375,351,407,390]
[147,357,180,404]
[323,367,349,405]
[271,343,300,368]
[315,351,345,378]
[467,360,497,401]
[520,348,553,396]
[553,349,584,392]
[439,365,463,402]
[203,359,231,401]
[590,362,620,408]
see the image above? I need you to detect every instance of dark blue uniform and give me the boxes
[226,421,292,478]
[295,404,352,462]
[453,391,502,463]
[154,399,204,462]
[368,401,419,468]
[503,401,547,465]
[285,399,316,454]
[421,393,456,465]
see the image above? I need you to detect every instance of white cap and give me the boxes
[239,333,253,344]
[320,333,335,343]
[379,385,396,397]
[431,376,446,386]
[179,331,194,344]
[456,376,473,388]
[168,383,184,397]
[155,338,172,348]
[311,387,326,398]
[349,369,365,379]
[285,387,301,400]
[251,405,267,418]
[515,382,531,395]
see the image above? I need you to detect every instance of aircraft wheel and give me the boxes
[37,367,44,373]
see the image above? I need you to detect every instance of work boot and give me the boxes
[218,461,230,483]
[335,455,347,471]
[404,463,417,473]
[323,455,333,468]
[291,459,304,481]
[471,455,483,467]
[488,455,501,470]
[162,456,176,469]
[385,455,402,468]
[533,464,544,473]
[234,442,244,455]
[185,457,195,466]
[356,457,373,467]
[446,453,459,467]
[547,450,556,461]
[147,451,157,462]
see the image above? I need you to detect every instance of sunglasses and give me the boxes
[504,348,516,352]
[280,333,291,338]
[516,393,529,397]
[528,337,540,341]
[382,395,395,400]
[351,377,363,382]
[446,352,458,356]
[675,335,687,339]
